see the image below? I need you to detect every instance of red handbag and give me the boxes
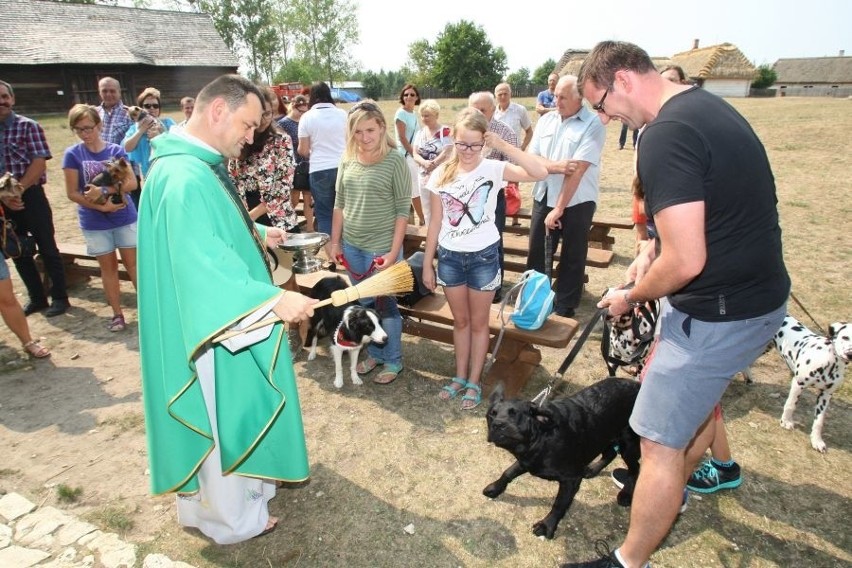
[504,182,521,216]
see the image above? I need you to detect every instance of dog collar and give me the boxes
[333,321,358,349]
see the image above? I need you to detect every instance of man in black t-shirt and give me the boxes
[563,42,790,568]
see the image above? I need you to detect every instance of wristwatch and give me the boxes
[623,290,644,309]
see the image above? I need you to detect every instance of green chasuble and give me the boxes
[138,133,309,495]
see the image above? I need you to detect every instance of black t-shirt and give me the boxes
[639,87,789,321]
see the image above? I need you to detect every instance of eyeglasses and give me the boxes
[454,141,485,152]
[261,110,274,119]
[72,125,96,134]
[348,101,380,115]
[142,103,160,110]
[403,93,417,98]
[591,87,610,114]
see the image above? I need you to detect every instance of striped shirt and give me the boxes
[0,112,51,184]
[486,118,517,163]
[335,151,411,253]
[97,103,133,146]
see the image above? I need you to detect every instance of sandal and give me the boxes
[461,383,483,410]
[356,356,381,375]
[23,340,51,359]
[255,516,278,538]
[373,363,403,385]
[107,314,126,332]
[439,377,468,401]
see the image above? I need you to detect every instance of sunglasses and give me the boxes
[591,87,610,114]
[454,141,485,152]
[142,103,160,109]
[403,92,417,98]
[348,101,380,115]
[296,102,308,107]
[72,125,96,134]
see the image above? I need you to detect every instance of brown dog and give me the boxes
[0,172,23,201]
[83,157,133,205]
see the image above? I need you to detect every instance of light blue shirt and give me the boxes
[394,108,419,157]
[528,105,605,208]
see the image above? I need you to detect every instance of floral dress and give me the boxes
[228,129,297,231]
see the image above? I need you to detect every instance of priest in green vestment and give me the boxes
[137,75,317,544]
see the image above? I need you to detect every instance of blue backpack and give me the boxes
[508,270,554,330]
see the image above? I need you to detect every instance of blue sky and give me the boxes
[354,0,849,73]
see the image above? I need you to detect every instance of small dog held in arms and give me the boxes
[83,157,133,205]
[306,276,388,389]
[0,172,23,201]
[774,315,851,452]
[484,377,641,539]
[600,298,659,377]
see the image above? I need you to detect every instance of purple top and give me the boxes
[61,143,137,231]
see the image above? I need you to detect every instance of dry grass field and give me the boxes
[0,95,850,567]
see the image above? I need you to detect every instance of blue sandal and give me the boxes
[461,383,482,410]
[439,377,468,400]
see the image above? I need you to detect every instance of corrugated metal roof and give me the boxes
[0,0,238,67]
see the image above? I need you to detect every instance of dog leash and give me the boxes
[532,306,607,406]
[335,253,384,282]
[789,291,826,335]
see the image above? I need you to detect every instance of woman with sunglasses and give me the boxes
[122,87,175,207]
[421,108,547,410]
[395,84,425,225]
[228,86,297,233]
[63,104,139,332]
[278,94,314,232]
[330,100,411,385]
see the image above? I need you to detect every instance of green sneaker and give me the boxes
[687,460,742,494]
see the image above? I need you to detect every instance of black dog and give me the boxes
[484,377,641,539]
[305,276,387,389]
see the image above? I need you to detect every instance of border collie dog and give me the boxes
[306,276,388,388]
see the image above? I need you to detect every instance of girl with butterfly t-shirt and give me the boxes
[422,108,547,410]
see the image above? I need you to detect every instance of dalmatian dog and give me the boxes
[774,315,851,453]
[600,299,659,377]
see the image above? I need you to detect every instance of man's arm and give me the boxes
[601,201,706,315]
[18,157,46,190]
[297,136,311,159]
[520,125,533,151]
[542,161,590,230]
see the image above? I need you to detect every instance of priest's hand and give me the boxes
[265,227,287,248]
[273,290,317,324]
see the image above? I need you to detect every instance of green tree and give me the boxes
[288,0,359,86]
[506,67,531,90]
[532,58,557,85]
[407,39,436,87]
[234,0,278,81]
[751,64,777,89]
[430,20,506,96]
[361,71,383,100]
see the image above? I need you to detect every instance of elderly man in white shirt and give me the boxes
[526,75,605,317]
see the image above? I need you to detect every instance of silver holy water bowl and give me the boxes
[278,232,330,274]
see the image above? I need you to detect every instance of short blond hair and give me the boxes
[68,104,101,128]
[419,99,441,117]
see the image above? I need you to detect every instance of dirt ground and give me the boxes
[0,97,850,567]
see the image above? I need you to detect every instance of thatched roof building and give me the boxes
[773,55,852,97]
[0,0,239,114]
[669,41,756,97]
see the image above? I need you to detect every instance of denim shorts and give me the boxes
[436,241,501,291]
[631,301,786,449]
[0,257,9,281]
[82,222,138,256]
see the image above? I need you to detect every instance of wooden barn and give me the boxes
[773,54,852,97]
[0,0,238,115]
[669,41,756,97]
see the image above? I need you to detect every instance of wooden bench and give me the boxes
[38,242,132,288]
[505,210,634,251]
[294,269,579,398]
